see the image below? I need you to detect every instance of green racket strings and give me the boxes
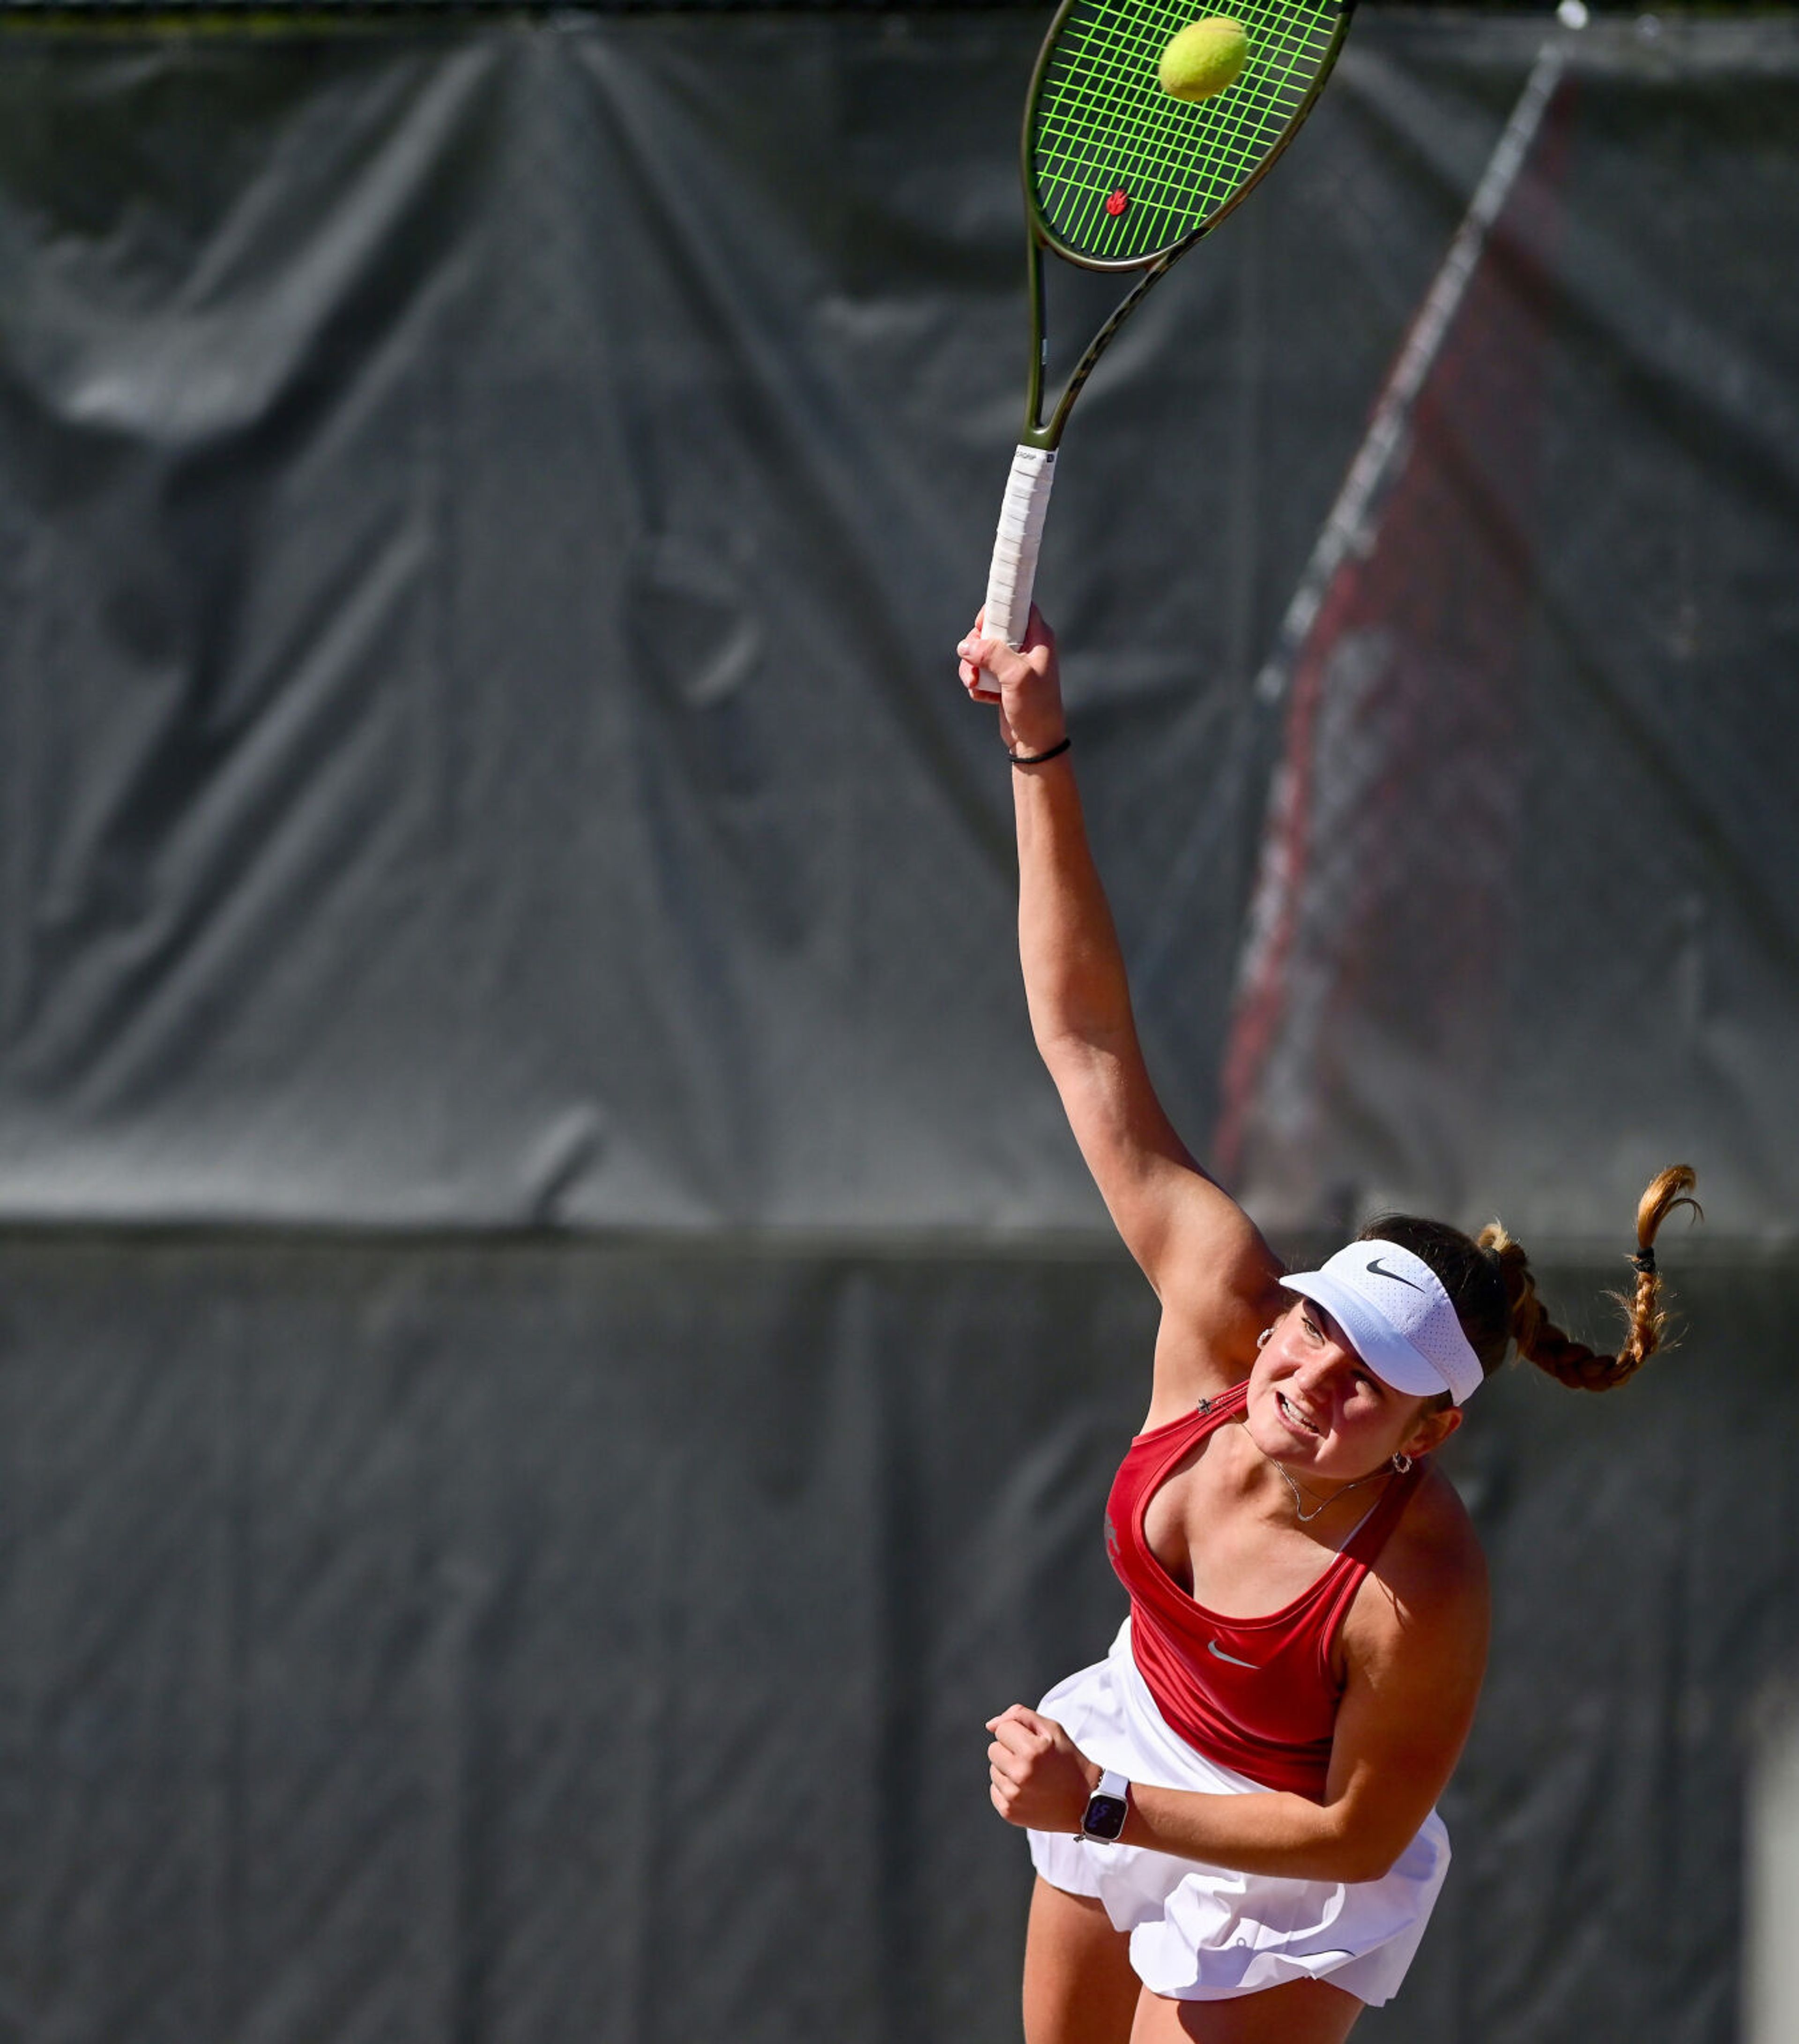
[1032,0,1340,260]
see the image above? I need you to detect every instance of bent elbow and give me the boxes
[1332,1835,1406,1886]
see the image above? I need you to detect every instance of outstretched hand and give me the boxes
[957,607,1067,760]
[985,1703,1101,1833]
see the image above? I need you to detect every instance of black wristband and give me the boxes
[1010,736,1071,767]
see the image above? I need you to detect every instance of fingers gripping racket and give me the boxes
[983,0,1355,648]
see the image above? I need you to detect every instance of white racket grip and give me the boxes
[983,445,1057,651]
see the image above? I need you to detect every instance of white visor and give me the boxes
[1279,1240,1485,1406]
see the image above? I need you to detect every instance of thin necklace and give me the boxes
[1257,1445,1392,1526]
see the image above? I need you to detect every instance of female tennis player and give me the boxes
[955,606,1696,2044]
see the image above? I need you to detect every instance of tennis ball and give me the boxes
[1158,16,1249,102]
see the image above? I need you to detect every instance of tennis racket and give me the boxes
[982,0,1356,649]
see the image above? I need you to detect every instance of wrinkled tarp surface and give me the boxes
[0,1233,1788,2044]
[2,14,1795,1237]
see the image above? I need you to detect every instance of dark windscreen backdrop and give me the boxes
[3,11,1796,1236]
[0,1234,1791,2044]
[1,13,1796,2044]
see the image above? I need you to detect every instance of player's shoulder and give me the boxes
[1140,1224,1287,1422]
[1351,1463,1490,1650]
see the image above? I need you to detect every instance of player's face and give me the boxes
[1244,1301,1436,1481]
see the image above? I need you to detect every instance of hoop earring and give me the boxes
[1390,1451,1413,1474]
[1256,1328,1272,1350]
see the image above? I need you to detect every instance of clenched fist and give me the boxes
[985,1703,1102,1834]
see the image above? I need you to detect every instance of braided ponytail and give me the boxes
[1478,1166,1700,1392]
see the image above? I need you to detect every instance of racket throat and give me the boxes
[1022,238,1054,445]
[1022,247,1176,448]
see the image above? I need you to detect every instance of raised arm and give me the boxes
[958,609,1283,1410]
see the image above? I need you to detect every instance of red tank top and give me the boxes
[1103,1379,1422,1801]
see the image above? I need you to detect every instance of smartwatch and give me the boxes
[1079,1769,1130,1843]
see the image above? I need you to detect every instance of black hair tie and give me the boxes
[1010,736,1072,767]
[1630,1247,1657,1276]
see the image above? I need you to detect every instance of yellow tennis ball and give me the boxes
[1158,16,1249,102]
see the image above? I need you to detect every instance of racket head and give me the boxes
[1024,0,1352,271]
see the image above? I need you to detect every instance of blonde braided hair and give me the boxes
[1479,1165,1701,1392]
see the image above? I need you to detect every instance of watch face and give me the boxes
[1082,1792,1128,1843]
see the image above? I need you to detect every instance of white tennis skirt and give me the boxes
[1027,1618,1450,2007]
